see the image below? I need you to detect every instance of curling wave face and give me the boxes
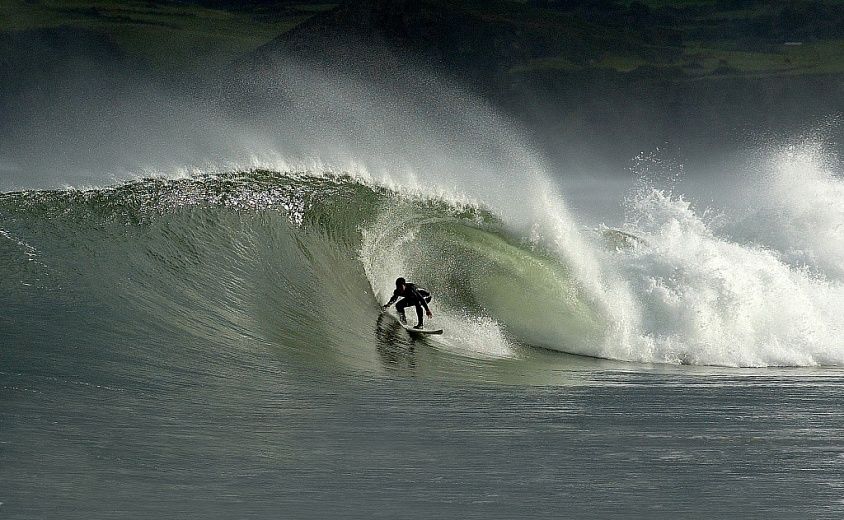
[3,153,844,381]
[0,171,612,386]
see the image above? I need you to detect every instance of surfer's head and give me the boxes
[395,277,406,290]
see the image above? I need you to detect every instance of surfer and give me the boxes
[382,277,433,329]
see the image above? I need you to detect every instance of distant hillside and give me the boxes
[246,0,844,167]
[0,0,336,75]
[251,0,844,80]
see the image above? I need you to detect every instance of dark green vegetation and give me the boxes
[3,0,842,78]
[513,1,844,78]
[485,0,844,79]
[0,0,336,73]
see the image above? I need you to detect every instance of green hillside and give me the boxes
[0,0,336,73]
[2,0,843,78]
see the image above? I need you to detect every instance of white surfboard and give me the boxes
[382,310,443,335]
[400,323,444,335]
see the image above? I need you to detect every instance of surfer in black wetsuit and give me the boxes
[382,277,433,329]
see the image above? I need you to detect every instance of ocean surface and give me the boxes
[2,166,844,518]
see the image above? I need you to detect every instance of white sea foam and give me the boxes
[588,142,844,366]
[727,141,844,279]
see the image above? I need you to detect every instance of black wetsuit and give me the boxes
[384,283,432,327]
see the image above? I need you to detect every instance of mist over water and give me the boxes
[2,51,844,370]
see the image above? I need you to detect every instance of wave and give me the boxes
[3,149,844,373]
[0,171,605,379]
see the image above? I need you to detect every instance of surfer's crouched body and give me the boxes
[382,277,433,329]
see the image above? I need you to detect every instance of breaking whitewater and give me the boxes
[3,143,843,370]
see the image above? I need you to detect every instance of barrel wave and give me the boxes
[1,171,608,383]
[3,152,844,378]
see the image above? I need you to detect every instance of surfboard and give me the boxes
[381,309,443,335]
[401,324,444,335]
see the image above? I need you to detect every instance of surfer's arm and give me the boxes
[382,293,399,308]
